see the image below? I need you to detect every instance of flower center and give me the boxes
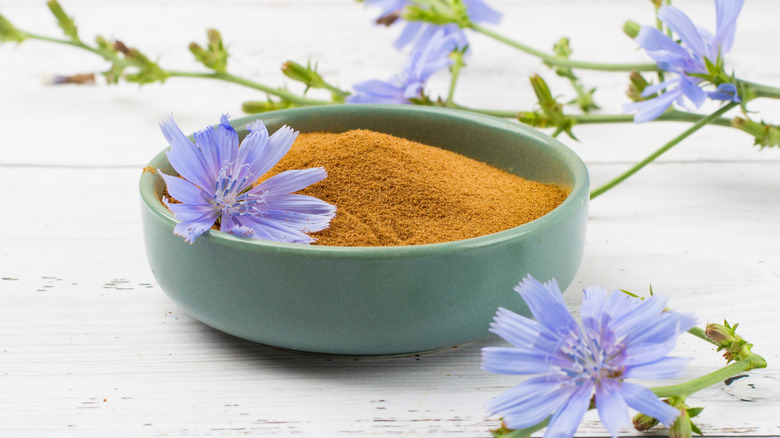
[560,327,625,384]
[211,163,266,216]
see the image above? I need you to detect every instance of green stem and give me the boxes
[738,79,780,99]
[453,105,733,127]
[589,101,738,200]
[167,71,329,106]
[446,50,465,107]
[470,23,658,72]
[21,31,327,106]
[688,326,719,346]
[652,353,767,398]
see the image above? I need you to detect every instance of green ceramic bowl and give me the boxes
[140,105,589,356]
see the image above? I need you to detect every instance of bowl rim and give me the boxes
[139,104,589,257]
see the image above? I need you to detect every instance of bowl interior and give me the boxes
[143,104,587,249]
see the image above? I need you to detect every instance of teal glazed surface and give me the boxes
[139,105,589,356]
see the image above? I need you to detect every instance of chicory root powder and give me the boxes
[260,129,568,247]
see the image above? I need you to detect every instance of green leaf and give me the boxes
[690,420,703,436]
[686,407,704,418]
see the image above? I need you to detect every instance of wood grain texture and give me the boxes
[1,1,779,436]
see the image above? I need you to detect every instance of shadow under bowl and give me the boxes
[139,105,589,356]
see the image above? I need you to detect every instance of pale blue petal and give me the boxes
[714,0,745,52]
[236,120,271,183]
[499,385,573,430]
[252,125,299,178]
[620,381,681,426]
[635,26,692,70]
[679,75,706,108]
[261,194,337,216]
[625,88,681,123]
[543,381,593,438]
[623,356,690,380]
[159,171,210,206]
[240,216,316,244]
[707,83,741,102]
[481,347,570,375]
[580,286,607,331]
[628,310,696,346]
[609,295,668,339]
[514,276,577,334]
[489,307,559,351]
[622,336,680,366]
[346,80,407,104]
[641,79,676,97]
[394,21,423,50]
[160,116,214,192]
[465,0,502,24]
[225,225,255,238]
[658,6,708,57]
[192,126,220,182]
[172,210,220,244]
[215,114,239,166]
[484,375,565,415]
[166,202,218,222]
[595,379,630,438]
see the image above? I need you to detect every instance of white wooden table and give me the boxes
[1,1,778,436]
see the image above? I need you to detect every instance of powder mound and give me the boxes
[261,129,568,247]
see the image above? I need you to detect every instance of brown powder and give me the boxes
[260,129,568,247]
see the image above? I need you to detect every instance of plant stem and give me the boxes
[470,23,658,72]
[166,70,329,106]
[454,105,733,127]
[446,50,465,107]
[589,101,738,200]
[738,79,780,99]
[652,353,767,398]
[21,31,327,106]
[688,326,719,346]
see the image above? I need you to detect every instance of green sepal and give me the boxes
[0,13,26,43]
[47,0,80,42]
[402,0,471,28]
[124,48,170,84]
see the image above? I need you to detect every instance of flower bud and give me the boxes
[627,72,653,102]
[669,408,692,438]
[705,323,738,346]
[623,20,641,39]
[632,412,660,432]
[732,118,780,148]
[281,61,324,89]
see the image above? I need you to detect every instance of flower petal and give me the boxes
[595,379,630,438]
[580,285,607,331]
[489,307,559,351]
[161,116,215,192]
[658,5,708,58]
[465,0,502,24]
[514,276,577,335]
[543,381,593,438]
[623,356,690,380]
[707,83,741,102]
[255,168,328,195]
[679,75,706,108]
[714,0,745,53]
[625,87,682,123]
[158,171,210,206]
[620,381,681,426]
[172,210,220,244]
[481,347,570,375]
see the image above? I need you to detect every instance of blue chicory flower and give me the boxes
[625,0,744,122]
[482,275,695,437]
[158,114,336,244]
[367,0,500,51]
[346,29,460,104]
